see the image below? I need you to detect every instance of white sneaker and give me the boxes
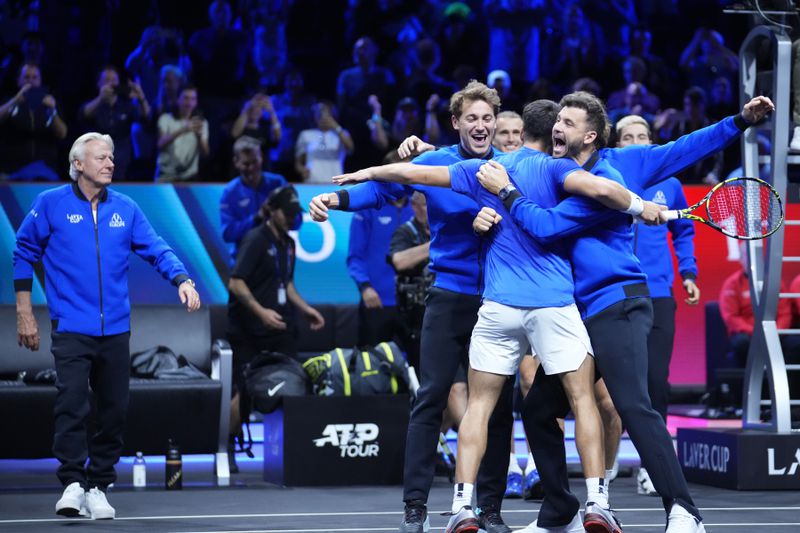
[515,511,583,532]
[55,482,85,517]
[84,487,115,520]
[666,504,705,533]
[636,467,658,496]
[790,126,800,152]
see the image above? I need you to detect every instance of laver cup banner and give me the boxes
[2,183,798,386]
[678,428,800,490]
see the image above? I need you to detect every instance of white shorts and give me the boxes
[469,300,593,376]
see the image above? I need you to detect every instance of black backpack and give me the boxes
[303,341,409,396]
[243,351,311,413]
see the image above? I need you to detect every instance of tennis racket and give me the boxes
[662,176,784,240]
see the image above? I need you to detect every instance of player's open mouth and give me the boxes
[472,134,488,144]
[553,136,566,148]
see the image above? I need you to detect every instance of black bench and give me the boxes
[0,305,233,485]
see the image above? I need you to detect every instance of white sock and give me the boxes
[586,477,609,508]
[525,453,536,474]
[601,474,612,502]
[452,483,474,513]
[508,453,523,475]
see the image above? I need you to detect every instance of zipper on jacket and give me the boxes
[93,206,105,335]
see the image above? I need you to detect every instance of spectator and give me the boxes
[79,66,151,181]
[436,2,488,81]
[336,36,396,170]
[154,85,209,182]
[571,77,602,97]
[188,0,254,101]
[220,136,287,268]
[0,63,67,180]
[368,95,436,155]
[188,0,256,178]
[252,3,290,90]
[231,92,282,163]
[227,185,324,469]
[606,57,660,115]
[680,27,738,96]
[155,65,186,117]
[347,195,412,347]
[707,75,737,122]
[125,26,192,108]
[484,0,546,87]
[13,132,200,519]
[607,82,656,126]
[541,1,607,91]
[487,69,522,113]
[404,37,455,110]
[294,101,353,184]
[492,110,523,153]
[658,87,723,184]
[719,242,793,368]
[270,69,316,182]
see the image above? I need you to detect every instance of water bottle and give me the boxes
[133,452,146,490]
[165,439,182,490]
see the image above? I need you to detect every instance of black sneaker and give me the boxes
[399,500,429,533]
[478,507,512,533]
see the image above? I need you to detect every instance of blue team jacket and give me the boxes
[13,183,189,336]
[633,178,697,298]
[337,144,498,296]
[346,200,412,305]
[220,172,287,266]
[506,114,745,317]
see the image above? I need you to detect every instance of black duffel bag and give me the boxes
[243,351,311,413]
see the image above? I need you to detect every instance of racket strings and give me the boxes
[706,180,782,238]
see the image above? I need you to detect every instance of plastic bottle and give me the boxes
[165,439,182,490]
[133,452,146,490]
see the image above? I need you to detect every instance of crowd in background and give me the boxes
[0,0,774,186]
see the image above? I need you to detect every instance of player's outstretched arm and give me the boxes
[333,163,450,187]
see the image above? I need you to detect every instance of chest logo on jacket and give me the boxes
[109,213,125,228]
[66,214,83,224]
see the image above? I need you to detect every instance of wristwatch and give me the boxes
[497,184,517,201]
[180,278,196,288]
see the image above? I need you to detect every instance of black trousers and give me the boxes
[51,331,131,490]
[522,298,701,526]
[648,297,677,422]
[403,287,514,510]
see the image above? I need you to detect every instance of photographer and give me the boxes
[388,191,432,371]
[80,66,150,181]
[0,63,67,179]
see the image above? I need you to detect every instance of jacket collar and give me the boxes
[71,181,109,203]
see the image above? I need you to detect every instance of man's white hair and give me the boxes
[68,132,114,181]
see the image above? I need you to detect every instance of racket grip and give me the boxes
[662,210,680,221]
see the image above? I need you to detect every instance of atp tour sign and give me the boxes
[678,428,800,489]
[263,395,409,486]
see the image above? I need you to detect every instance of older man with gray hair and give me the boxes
[13,132,200,520]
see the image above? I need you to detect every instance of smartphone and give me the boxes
[24,86,47,110]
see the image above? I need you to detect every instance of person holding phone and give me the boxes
[155,84,209,182]
[0,63,68,179]
[80,66,151,181]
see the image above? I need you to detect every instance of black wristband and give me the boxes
[172,274,189,287]
[357,281,372,292]
[733,113,750,131]
[14,278,33,292]
[336,190,350,211]
[680,271,697,282]
[502,190,523,212]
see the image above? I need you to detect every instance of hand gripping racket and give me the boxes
[662,176,784,240]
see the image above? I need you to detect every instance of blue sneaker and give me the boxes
[504,472,523,499]
[523,469,544,501]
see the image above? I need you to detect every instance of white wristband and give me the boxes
[623,191,644,216]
